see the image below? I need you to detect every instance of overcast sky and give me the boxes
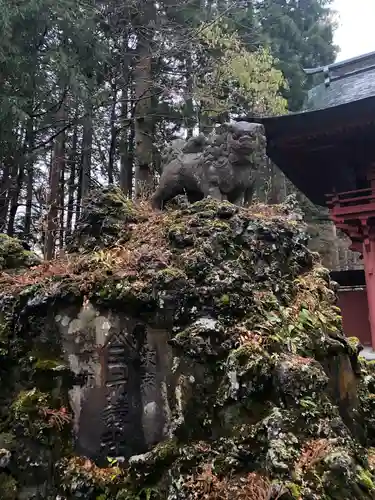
[333,0,375,61]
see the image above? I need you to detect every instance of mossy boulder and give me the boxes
[66,185,140,253]
[1,193,375,498]
[0,234,40,271]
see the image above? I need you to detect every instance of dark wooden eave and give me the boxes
[330,269,365,287]
[257,94,375,147]
[237,51,375,206]
[244,95,375,206]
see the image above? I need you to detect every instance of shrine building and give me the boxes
[257,50,375,351]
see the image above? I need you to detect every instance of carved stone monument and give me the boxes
[55,301,173,462]
[151,121,267,209]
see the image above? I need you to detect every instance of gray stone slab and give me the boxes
[359,347,375,360]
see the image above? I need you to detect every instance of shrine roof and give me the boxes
[304,50,375,111]
[246,51,375,207]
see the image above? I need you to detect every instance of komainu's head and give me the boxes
[225,121,267,168]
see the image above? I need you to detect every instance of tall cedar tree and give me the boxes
[0,0,338,258]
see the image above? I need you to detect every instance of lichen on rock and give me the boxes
[0,192,375,499]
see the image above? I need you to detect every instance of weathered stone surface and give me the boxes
[55,304,173,462]
[0,193,375,499]
[152,121,267,209]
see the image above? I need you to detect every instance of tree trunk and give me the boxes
[120,103,135,198]
[44,102,66,260]
[7,128,27,237]
[66,116,78,238]
[133,1,155,198]
[0,129,19,231]
[108,82,117,185]
[119,108,130,195]
[0,161,11,231]
[24,118,35,239]
[199,99,214,135]
[7,162,24,237]
[76,158,83,224]
[128,113,135,195]
[185,50,195,139]
[119,63,133,197]
[59,150,65,252]
[81,98,93,201]
[120,34,133,197]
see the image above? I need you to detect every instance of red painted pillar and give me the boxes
[363,237,375,349]
[327,179,375,350]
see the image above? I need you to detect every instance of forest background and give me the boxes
[0,0,352,266]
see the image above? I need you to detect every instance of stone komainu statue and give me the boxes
[151,121,267,209]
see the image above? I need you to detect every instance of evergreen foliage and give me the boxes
[0,0,338,258]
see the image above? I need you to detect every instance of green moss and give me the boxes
[0,433,15,449]
[116,486,159,500]
[209,220,231,230]
[59,456,127,498]
[0,318,10,342]
[92,187,137,221]
[167,223,195,248]
[357,468,375,491]
[187,198,238,217]
[212,455,227,475]
[152,438,179,463]
[0,234,40,270]
[10,388,68,446]
[218,342,273,407]
[231,343,253,364]
[230,343,266,369]
[347,336,361,353]
[0,473,17,500]
[155,267,186,281]
[168,223,185,232]
[11,388,49,418]
[93,279,154,313]
[365,360,375,373]
[34,359,68,371]
[0,195,370,497]
[284,481,302,498]
[220,294,230,305]
[67,186,140,253]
